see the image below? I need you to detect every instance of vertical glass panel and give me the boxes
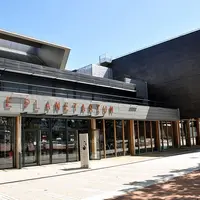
[183,120,191,147]
[105,120,115,157]
[124,120,130,155]
[167,122,174,148]
[160,122,165,150]
[139,121,145,153]
[24,130,37,166]
[76,120,89,133]
[0,117,14,169]
[146,121,153,152]
[40,119,51,165]
[67,120,79,162]
[134,121,140,154]
[190,120,196,146]
[180,121,186,146]
[23,118,51,166]
[52,119,67,164]
[162,122,169,150]
[96,120,104,158]
[151,121,156,151]
[116,120,123,156]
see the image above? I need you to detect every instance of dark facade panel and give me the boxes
[110,30,200,118]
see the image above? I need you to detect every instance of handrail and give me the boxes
[0,79,176,108]
[0,57,136,91]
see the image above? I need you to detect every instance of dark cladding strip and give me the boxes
[0,57,136,92]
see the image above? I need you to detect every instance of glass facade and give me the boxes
[0,117,15,169]
[0,116,197,170]
[22,117,90,166]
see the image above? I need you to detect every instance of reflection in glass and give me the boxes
[180,121,186,146]
[167,122,174,148]
[52,119,67,164]
[151,121,156,151]
[134,121,140,154]
[105,120,115,157]
[116,120,123,156]
[161,122,169,150]
[67,120,79,162]
[146,121,153,152]
[190,120,196,146]
[24,131,37,166]
[96,120,104,158]
[0,117,14,169]
[124,120,130,155]
[39,119,50,165]
[139,121,146,153]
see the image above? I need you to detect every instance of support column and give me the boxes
[16,116,22,169]
[155,121,161,151]
[172,121,180,148]
[90,119,98,159]
[185,120,191,147]
[129,120,135,156]
[195,118,200,145]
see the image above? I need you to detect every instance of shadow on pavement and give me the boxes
[106,164,200,200]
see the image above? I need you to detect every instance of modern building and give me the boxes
[0,29,193,170]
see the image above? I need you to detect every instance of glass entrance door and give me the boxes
[0,117,14,169]
[23,130,39,166]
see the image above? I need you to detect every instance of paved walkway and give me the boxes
[0,150,199,200]
[106,170,200,200]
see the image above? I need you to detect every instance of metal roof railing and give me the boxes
[0,79,176,108]
[0,57,136,92]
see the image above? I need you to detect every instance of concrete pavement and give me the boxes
[0,150,200,200]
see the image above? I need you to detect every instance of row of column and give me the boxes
[15,118,200,168]
[90,119,134,158]
[90,119,200,159]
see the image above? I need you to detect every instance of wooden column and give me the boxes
[90,119,97,159]
[155,121,161,151]
[196,118,200,145]
[113,120,117,157]
[129,120,135,156]
[16,116,22,169]
[122,120,125,156]
[185,120,191,147]
[102,119,106,158]
[172,121,180,148]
